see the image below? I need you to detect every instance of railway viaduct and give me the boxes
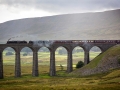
[0,40,118,79]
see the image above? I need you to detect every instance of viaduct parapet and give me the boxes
[0,40,119,79]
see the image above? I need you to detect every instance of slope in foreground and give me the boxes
[71,45,120,76]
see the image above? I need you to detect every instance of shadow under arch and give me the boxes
[55,46,68,75]
[20,47,33,76]
[38,47,50,75]
[3,47,15,77]
[89,46,102,61]
[72,46,84,69]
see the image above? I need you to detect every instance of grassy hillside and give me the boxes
[70,45,120,76]
[0,9,120,43]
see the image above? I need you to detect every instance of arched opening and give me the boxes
[72,46,84,69]
[55,46,67,75]
[90,46,102,61]
[3,47,15,77]
[38,47,50,75]
[20,47,33,76]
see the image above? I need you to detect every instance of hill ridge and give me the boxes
[0,9,120,44]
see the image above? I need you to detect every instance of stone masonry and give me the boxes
[0,40,117,79]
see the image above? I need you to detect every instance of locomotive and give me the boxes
[7,40,27,44]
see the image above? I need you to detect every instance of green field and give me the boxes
[2,50,101,76]
[1,50,119,90]
[3,50,100,65]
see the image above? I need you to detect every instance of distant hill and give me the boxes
[70,45,120,76]
[0,9,120,44]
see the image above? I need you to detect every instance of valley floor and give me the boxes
[0,65,120,90]
[0,75,120,90]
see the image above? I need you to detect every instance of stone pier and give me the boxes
[67,49,73,72]
[15,50,21,77]
[50,49,56,76]
[0,50,3,79]
[32,51,39,76]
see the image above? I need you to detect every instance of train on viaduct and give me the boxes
[0,40,120,79]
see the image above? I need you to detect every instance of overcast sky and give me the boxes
[0,0,120,23]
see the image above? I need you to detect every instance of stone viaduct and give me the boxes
[0,40,119,79]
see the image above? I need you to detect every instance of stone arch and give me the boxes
[54,45,69,52]
[20,47,33,76]
[55,46,68,74]
[72,45,85,52]
[39,46,51,52]
[89,46,102,61]
[2,47,16,77]
[20,46,34,52]
[72,46,84,69]
[38,47,50,74]
[90,45,103,52]
[2,46,16,53]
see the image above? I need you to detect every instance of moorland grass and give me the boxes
[1,65,120,90]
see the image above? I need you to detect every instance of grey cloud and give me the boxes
[0,0,120,13]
